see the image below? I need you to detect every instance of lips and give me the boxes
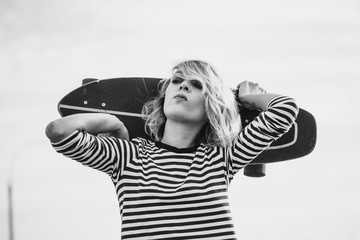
[174,94,187,101]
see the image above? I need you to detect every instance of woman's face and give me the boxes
[163,77,207,126]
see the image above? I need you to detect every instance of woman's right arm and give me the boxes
[45,113,129,143]
[46,113,133,179]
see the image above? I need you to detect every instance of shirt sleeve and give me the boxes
[51,130,137,181]
[227,96,299,180]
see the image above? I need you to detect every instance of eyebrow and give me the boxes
[171,74,204,85]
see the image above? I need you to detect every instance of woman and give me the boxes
[46,60,298,240]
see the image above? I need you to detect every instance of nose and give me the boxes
[179,80,190,92]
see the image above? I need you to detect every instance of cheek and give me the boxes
[197,98,207,120]
[163,85,173,105]
[162,96,168,115]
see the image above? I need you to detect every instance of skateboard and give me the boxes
[58,77,317,177]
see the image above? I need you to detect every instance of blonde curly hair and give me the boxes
[142,60,241,148]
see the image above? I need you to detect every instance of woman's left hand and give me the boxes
[237,81,266,96]
[237,81,267,109]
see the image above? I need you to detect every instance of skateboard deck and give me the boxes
[58,77,317,177]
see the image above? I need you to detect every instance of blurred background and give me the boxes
[1,0,359,239]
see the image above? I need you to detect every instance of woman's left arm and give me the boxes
[227,81,299,176]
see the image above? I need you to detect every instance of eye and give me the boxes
[191,80,203,90]
[171,77,183,84]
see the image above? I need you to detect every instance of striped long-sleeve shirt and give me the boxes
[52,96,298,240]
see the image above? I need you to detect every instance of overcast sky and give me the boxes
[1,0,359,239]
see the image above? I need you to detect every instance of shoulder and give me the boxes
[130,137,157,151]
[197,143,225,158]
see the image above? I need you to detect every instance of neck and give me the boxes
[161,120,204,149]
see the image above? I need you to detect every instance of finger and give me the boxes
[237,81,250,94]
[251,82,267,94]
[237,81,249,89]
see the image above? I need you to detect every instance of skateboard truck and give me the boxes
[244,164,266,177]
